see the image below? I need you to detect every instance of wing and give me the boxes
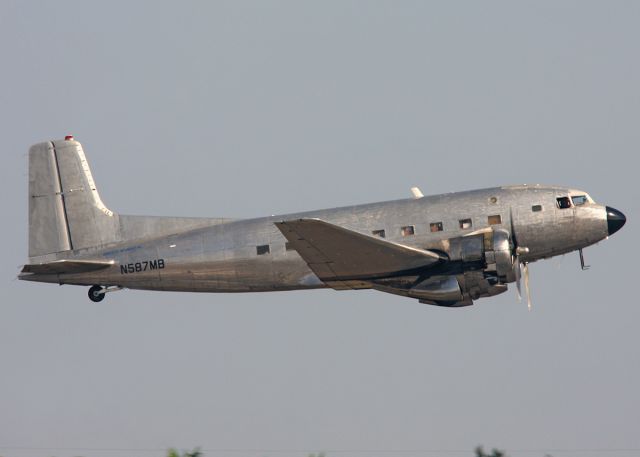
[275,218,444,283]
[21,259,115,275]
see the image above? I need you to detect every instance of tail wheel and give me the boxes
[88,285,105,302]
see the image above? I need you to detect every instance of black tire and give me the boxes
[88,285,105,302]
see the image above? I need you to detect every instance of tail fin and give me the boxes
[28,138,119,257]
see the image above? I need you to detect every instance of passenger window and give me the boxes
[532,205,542,212]
[556,197,572,209]
[401,225,415,236]
[256,244,270,255]
[430,222,443,232]
[488,215,502,225]
[459,218,472,229]
[372,229,386,238]
[572,195,588,206]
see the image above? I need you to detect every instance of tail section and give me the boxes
[28,137,119,257]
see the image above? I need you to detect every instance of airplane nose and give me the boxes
[606,206,626,236]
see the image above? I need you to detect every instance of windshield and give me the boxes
[572,195,588,206]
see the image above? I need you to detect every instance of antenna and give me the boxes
[410,187,424,199]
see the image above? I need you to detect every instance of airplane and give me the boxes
[20,136,626,308]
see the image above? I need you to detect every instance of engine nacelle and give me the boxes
[374,227,517,307]
[408,272,508,307]
[445,228,516,283]
[408,275,464,303]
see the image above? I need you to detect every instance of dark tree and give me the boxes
[475,446,506,457]
[167,447,202,457]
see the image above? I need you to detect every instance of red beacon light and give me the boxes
[65,135,74,141]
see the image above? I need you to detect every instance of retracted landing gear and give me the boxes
[88,285,123,302]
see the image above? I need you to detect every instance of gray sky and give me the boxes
[1,1,639,456]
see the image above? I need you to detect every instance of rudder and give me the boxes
[28,138,119,257]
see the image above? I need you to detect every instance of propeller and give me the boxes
[514,259,532,310]
[523,262,532,311]
[510,210,532,311]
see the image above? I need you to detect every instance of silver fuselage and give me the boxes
[22,185,609,294]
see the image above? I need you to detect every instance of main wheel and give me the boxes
[88,285,105,302]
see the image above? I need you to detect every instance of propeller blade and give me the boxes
[514,256,522,302]
[509,209,531,308]
[523,262,532,311]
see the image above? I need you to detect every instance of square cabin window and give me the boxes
[372,229,386,238]
[256,244,270,255]
[488,215,502,225]
[459,218,473,230]
[401,225,415,236]
[556,196,572,209]
[532,205,542,212]
[430,222,443,232]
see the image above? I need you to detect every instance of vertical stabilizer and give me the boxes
[28,138,119,257]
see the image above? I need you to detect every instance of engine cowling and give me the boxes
[485,228,516,283]
[445,227,516,283]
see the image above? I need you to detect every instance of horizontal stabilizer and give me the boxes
[275,218,444,281]
[21,259,115,275]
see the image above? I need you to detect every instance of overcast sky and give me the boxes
[1,2,638,457]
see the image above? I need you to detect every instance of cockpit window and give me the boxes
[572,195,588,206]
[556,196,572,209]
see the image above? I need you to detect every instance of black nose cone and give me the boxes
[606,206,626,236]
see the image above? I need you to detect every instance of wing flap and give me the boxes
[21,259,115,275]
[275,218,444,281]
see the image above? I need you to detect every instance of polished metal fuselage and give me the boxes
[23,185,609,294]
